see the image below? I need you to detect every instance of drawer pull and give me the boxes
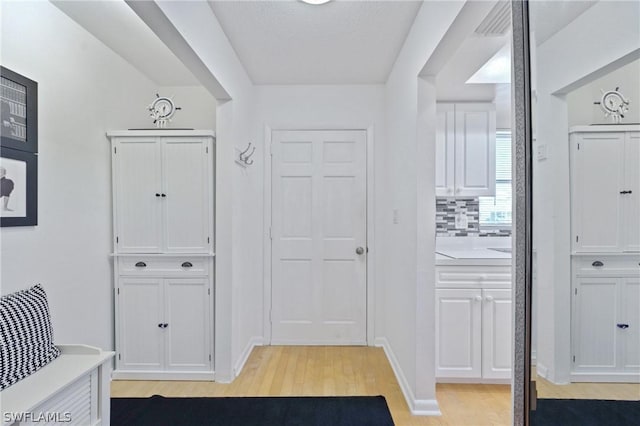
[617,324,629,329]
[181,262,193,268]
[135,261,147,268]
[591,261,604,267]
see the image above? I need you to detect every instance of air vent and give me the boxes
[475,1,511,36]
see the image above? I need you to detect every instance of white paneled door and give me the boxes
[271,130,367,345]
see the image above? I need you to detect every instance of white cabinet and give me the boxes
[108,130,215,381]
[570,128,640,253]
[436,103,496,197]
[571,255,640,382]
[110,132,214,253]
[435,265,512,382]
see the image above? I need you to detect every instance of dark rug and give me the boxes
[532,398,640,426]
[111,395,395,426]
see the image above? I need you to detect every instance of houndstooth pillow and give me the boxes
[0,284,61,390]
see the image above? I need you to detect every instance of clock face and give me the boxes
[151,97,175,119]
[602,91,625,114]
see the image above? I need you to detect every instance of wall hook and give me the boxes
[236,142,256,167]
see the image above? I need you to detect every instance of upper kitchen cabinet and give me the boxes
[436,103,496,197]
[571,126,640,253]
[108,130,215,254]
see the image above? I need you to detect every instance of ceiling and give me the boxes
[52,0,199,86]
[53,0,598,90]
[208,0,422,85]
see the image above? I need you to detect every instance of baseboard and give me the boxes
[374,337,441,416]
[233,336,263,378]
[570,372,640,383]
[536,362,548,380]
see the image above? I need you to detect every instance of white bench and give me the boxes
[1,345,114,426]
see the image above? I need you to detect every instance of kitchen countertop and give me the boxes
[435,237,513,266]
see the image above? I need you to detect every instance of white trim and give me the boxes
[233,337,263,378]
[262,125,273,343]
[366,126,375,346]
[570,373,640,383]
[375,338,441,416]
[111,371,215,381]
[531,350,537,366]
[536,362,548,380]
[263,126,375,345]
[436,377,511,385]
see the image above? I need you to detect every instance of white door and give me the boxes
[623,132,640,252]
[113,138,163,253]
[435,288,482,379]
[164,278,211,371]
[454,103,496,197]
[435,103,455,197]
[572,133,625,252]
[620,278,640,371]
[118,277,164,371]
[573,277,619,372]
[482,289,512,379]
[271,130,367,345]
[161,138,210,253]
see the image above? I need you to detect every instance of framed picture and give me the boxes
[0,147,37,227]
[1,66,38,153]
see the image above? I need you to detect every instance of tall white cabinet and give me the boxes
[570,125,640,383]
[436,102,496,197]
[108,130,215,380]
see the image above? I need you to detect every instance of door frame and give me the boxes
[262,125,376,345]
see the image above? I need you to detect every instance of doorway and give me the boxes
[269,130,368,345]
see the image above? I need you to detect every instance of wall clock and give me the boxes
[594,87,630,123]
[148,94,181,128]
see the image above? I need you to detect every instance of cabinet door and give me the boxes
[161,138,211,253]
[620,278,640,372]
[482,289,512,379]
[436,289,482,379]
[572,278,619,373]
[572,133,625,252]
[118,278,164,371]
[164,278,211,372]
[623,132,640,252]
[113,138,163,253]
[436,103,455,197]
[454,104,496,196]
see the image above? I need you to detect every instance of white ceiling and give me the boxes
[52,0,199,86]
[208,0,422,85]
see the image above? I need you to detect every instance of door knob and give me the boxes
[356,247,365,255]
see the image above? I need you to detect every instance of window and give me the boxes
[479,131,511,226]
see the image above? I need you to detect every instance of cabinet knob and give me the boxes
[474,295,482,302]
[158,323,163,328]
[181,262,193,268]
[592,261,604,267]
[135,261,147,268]
[485,295,494,302]
[617,324,629,329]
[163,323,169,328]
[161,193,167,197]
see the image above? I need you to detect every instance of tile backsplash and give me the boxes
[436,197,511,237]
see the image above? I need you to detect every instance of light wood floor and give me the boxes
[112,346,512,426]
[111,346,640,425]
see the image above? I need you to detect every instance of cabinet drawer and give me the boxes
[118,257,209,276]
[574,256,640,277]
[436,266,511,289]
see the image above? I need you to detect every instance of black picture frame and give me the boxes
[0,147,37,227]
[1,66,38,153]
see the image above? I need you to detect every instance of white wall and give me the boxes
[253,84,386,343]
[532,0,640,384]
[156,85,217,130]
[0,1,159,350]
[381,0,464,414]
[567,59,640,127]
